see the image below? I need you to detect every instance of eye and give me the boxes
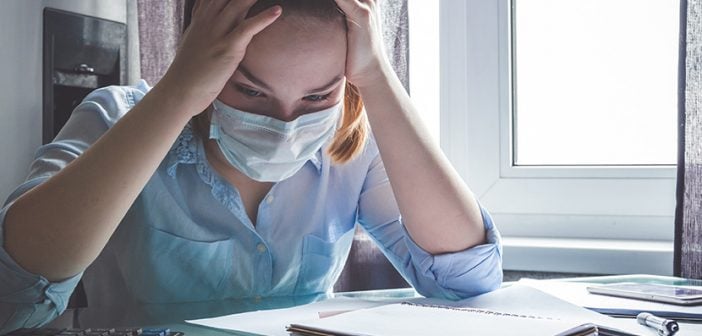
[304,93,331,102]
[235,85,264,98]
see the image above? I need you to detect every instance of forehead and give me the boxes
[236,15,347,90]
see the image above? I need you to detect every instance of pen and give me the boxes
[636,312,679,336]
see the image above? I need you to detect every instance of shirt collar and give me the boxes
[166,122,198,178]
[309,150,323,172]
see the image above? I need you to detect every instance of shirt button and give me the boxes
[266,195,274,204]
[254,295,262,303]
[256,243,267,253]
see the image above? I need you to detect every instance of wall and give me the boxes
[0,0,129,204]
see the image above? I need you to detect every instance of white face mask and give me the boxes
[209,99,342,182]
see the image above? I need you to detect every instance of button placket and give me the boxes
[253,240,273,295]
[253,187,277,295]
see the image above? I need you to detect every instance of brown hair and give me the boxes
[185,0,369,164]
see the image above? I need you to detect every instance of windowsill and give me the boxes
[502,236,673,276]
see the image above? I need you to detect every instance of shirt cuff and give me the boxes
[403,204,503,299]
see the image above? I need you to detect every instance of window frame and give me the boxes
[438,0,676,275]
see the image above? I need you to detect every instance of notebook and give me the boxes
[285,285,649,336]
[286,302,637,336]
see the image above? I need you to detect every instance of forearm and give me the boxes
[3,83,193,281]
[357,65,486,254]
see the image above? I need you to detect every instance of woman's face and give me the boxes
[217,14,347,122]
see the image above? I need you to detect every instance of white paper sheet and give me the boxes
[185,296,407,336]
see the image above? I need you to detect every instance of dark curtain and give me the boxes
[135,1,412,291]
[675,0,702,279]
[137,0,186,85]
[379,0,410,91]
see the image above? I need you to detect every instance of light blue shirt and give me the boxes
[0,80,503,332]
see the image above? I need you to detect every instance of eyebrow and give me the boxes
[237,65,344,95]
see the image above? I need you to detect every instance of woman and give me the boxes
[0,0,502,331]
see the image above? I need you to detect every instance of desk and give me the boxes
[69,276,702,335]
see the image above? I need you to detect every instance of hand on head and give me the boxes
[333,0,391,89]
[159,0,282,117]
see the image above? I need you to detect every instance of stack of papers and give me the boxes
[187,284,650,335]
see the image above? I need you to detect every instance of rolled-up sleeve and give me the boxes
[401,205,503,299]
[0,81,148,333]
[0,186,83,334]
[357,148,503,301]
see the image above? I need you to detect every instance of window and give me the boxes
[408,0,440,142]
[439,0,679,275]
[513,0,679,166]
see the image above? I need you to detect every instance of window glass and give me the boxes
[409,0,440,142]
[513,0,680,166]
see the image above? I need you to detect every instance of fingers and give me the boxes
[334,0,374,14]
[189,0,207,23]
[334,0,376,28]
[333,0,358,15]
[218,0,259,33]
[202,0,229,17]
[227,5,282,45]
[191,0,203,17]
[190,0,226,24]
[223,0,258,16]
